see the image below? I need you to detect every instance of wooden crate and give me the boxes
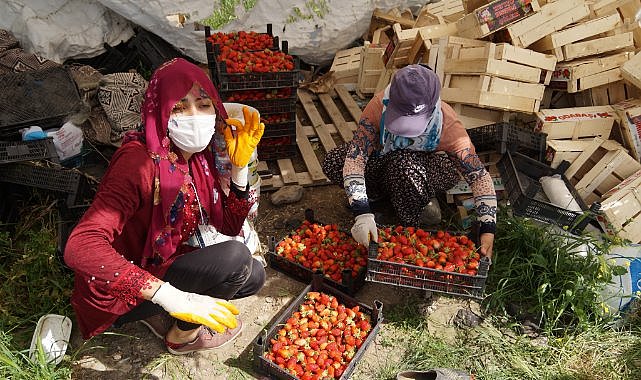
[423,0,466,23]
[456,0,540,39]
[442,74,542,113]
[560,137,641,204]
[382,22,457,69]
[559,32,634,62]
[546,138,625,168]
[357,42,385,95]
[427,36,490,84]
[529,13,622,58]
[612,98,641,161]
[367,8,415,40]
[506,0,591,48]
[259,85,362,191]
[590,0,641,48]
[550,51,633,93]
[329,47,362,85]
[597,168,641,244]
[453,103,512,129]
[573,81,635,107]
[535,106,617,140]
[621,51,641,91]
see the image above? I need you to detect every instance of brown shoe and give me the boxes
[397,368,473,380]
[139,312,174,339]
[164,319,243,355]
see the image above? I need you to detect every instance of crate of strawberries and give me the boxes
[204,26,299,91]
[367,226,491,299]
[254,273,383,380]
[268,219,369,295]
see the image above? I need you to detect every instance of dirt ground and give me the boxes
[68,183,477,380]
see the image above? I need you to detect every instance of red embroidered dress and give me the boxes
[64,59,252,338]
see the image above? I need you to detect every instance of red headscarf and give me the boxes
[137,58,228,267]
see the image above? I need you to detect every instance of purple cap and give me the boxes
[384,65,440,137]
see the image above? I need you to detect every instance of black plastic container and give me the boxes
[0,138,59,164]
[497,150,593,234]
[0,67,82,138]
[467,122,548,162]
[253,273,383,380]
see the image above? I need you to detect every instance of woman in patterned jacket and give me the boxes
[322,64,496,258]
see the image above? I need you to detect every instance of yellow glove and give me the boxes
[151,282,240,333]
[224,106,265,167]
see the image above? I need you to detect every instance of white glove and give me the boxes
[231,164,249,188]
[351,213,378,246]
[151,282,239,333]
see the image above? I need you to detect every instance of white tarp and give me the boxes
[1,0,427,65]
[0,0,134,63]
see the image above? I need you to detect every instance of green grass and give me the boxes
[200,0,257,29]
[378,298,641,380]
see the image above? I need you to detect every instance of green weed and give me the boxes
[0,331,71,380]
[201,0,257,29]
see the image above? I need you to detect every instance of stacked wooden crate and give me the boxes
[440,38,557,113]
[329,47,362,91]
[536,107,641,208]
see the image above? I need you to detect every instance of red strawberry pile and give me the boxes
[225,87,294,102]
[376,226,481,276]
[208,30,274,51]
[263,291,372,379]
[275,221,368,283]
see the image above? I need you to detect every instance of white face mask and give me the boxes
[167,114,216,154]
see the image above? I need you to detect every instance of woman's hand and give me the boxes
[151,282,240,333]
[480,233,494,259]
[224,106,265,167]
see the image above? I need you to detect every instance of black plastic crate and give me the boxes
[497,150,592,234]
[0,161,94,207]
[258,140,297,161]
[0,67,82,138]
[254,273,383,380]
[263,119,296,139]
[467,122,547,162]
[57,203,91,256]
[221,92,297,115]
[0,138,59,164]
[128,29,185,71]
[366,241,491,300]
[266,219,368,295]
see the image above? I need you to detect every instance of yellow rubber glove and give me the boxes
[224,106,265,167]
[151,282,240,333]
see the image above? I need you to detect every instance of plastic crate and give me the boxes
[263,119,296,139]
[56,203,91,257]
[467,122,548,162]
[267,233,367,296]
[221,92,298,115]
[0,138,59,164]
[258,140,298,161]
[253,273,383,380]
[0,161,93,207]
[366,242,491,299]
[0,67,82,138]
[497,150,593,234]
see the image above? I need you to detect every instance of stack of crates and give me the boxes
[205,25,300,161]
[0,66,96,253]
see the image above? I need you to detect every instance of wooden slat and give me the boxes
[565,137,605,179]
[334,85,362,122]
[318,93,353,142]
[575,149,628,199]
[296,116,328,183]
[277,159,298,184]
[298,90,336,151]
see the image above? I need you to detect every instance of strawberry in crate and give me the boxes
[376,226,481,276]
[275,221,368,283]
[263,291,373,379]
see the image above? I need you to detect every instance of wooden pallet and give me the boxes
[259,85,362,191]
